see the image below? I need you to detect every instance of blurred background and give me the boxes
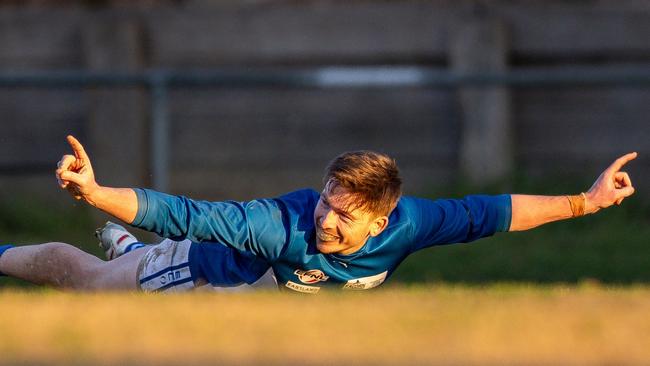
[0,0,649,286]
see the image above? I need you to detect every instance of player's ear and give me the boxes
[369,216,389,237]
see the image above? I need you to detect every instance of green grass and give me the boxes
[0,198,94,245]
[1,285,650,365]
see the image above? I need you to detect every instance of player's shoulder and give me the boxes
[394,195,440,214]
[391,195,453,227]
[397,195,464,212]
[276,188,319,205]
[387,196,429,228]
[272,188,320,215]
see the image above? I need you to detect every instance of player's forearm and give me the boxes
[85,186,138,224]
[509,193,597,231]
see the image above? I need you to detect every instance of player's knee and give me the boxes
[38,242,102,290]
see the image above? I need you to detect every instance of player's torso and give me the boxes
[272,221,414,294]
[273,255,391,294]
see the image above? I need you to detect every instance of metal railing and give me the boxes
[2,66,650,191]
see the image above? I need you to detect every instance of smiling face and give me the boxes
[313,181,389,255]
[315,150,402,255]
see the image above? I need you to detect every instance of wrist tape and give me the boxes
[566,193,586,217]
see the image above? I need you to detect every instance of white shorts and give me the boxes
[136,239,276,293]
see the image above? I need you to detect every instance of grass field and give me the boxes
[1,284,650,366]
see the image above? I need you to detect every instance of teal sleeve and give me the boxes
[408,193,512,252]
[0,244,15,276]
[496,194,512,232]
[130,188,287,261]
[132,188,149,226]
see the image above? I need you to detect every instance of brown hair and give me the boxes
[324,150,402,216]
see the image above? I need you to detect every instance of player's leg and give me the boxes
[0,235,276,292]
[0,242,146,290]
[97,222,277,291]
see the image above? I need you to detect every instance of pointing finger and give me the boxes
[66,135,91,163]
[606,152,638,175]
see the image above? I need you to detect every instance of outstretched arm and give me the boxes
[55,136,285,260]
[509,152,637,231]
[56,135,138,224]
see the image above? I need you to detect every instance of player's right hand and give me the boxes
[56,135,99,201]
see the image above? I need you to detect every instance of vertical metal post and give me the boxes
[150,71,169,192]
[451,18,513,185]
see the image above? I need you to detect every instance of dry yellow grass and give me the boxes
[0,284,649,365]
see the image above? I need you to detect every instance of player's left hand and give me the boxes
[55,135,99,201]
[585,152,637,213]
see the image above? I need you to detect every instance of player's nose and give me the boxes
[320,209,338,229]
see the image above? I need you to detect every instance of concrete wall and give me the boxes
[0,1,649,206]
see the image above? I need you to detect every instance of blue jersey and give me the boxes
[133,188,511,293]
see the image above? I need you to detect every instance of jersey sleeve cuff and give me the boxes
[0,244,15,276]
[496,194,512,232]
[132,188,150,227]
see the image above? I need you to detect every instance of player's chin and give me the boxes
[316,240,339,254]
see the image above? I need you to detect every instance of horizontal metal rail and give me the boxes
[1,66,650,88]
[2,66,650,190]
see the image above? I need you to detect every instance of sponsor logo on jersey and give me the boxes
[285,281,321,294]
[342,271,388,290]
[294,269,330,284]
[159,270,182,285]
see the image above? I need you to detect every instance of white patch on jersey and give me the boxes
[285,281,321,294]
[342,271,388,290]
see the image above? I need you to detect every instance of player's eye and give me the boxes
[339,214,353,225]
[319,195,330,208]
